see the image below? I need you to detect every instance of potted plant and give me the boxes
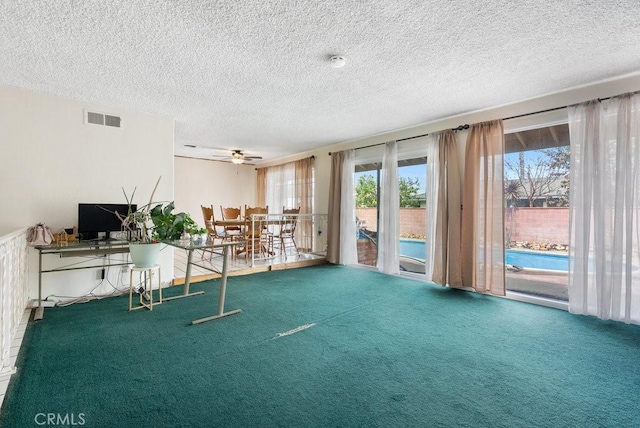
[149,202,200,241]
[116,177,204,266]
[116,177,163,267]
[190,226,208,241]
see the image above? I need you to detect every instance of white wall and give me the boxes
[174,156,257,226]
[0,85,175,301]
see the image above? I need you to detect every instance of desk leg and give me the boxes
[192,245,241,325]
[163,248,205,302]
[34,251,44,321]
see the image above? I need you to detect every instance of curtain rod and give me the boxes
[327,90,639,156]
[255,155,314,170]
[328,124,469,155]
[501,92,638,121]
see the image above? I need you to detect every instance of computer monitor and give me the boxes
[78,203,137,240]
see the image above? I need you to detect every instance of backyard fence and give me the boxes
[506,207,569,245]
[357,206,569,245]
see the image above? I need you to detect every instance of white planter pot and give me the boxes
[129,242,161,268]
[192,234,207,243]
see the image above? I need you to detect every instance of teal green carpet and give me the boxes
[1,265,639,427]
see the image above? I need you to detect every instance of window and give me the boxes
[504,123,570,301]
[354,149,428,275]
[260,158,314,213]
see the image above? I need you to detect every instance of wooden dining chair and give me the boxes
[200,205,222,260]
[201,205,215,234]
[279,207,300,258]
[243,205,270,260]
[220,206,243,242]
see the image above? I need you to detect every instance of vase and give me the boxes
[129,242,161,268]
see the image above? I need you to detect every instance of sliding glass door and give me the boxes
[397,159,427,274]
[354,163,380,267]
[504,124,570,301]
[354,156,428,275]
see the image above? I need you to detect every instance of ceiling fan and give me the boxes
[226,150,263,165]
[183,145,262,164]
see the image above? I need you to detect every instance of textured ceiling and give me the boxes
[2,1,639,163]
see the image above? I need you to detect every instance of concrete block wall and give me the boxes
[356,208,426,236]
[356,206,569,245]
[506,207,569,244]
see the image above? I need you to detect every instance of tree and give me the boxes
[355,174,377,207]
[399,177,421,207]
[504,148,569,207]
[543,146,570,207]
[504,181,522,207]
[355,173,422,208]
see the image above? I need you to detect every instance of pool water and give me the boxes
[399,240,426,260]
[506,249,568,271]
[399,240,569,271]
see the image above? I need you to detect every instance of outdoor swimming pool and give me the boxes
[399,240,569,271]
[505,249,567,271]
[399,240,426,260]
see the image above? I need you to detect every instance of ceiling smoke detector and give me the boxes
[330,55,346,68]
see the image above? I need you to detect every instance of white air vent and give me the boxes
[104,114,121,128]
[87,111,104,125]
[85,110,122,128]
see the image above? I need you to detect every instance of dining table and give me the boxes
[214,218,281,259]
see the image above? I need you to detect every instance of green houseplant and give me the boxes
[149,202,200,241]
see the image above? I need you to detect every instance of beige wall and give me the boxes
[173,156,257,225]
[0,85,175,299]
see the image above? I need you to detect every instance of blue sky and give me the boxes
[504,150,548,179]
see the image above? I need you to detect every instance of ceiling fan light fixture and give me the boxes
[231,152,245,164]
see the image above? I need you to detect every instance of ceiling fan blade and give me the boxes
[183,144,229,153]
[183,145,261,162]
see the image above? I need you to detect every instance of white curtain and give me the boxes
[339,150,358,265]
[424,135,440,282]
[264,163,294,212]
[377,141,399,274]
[568,94,640,324]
